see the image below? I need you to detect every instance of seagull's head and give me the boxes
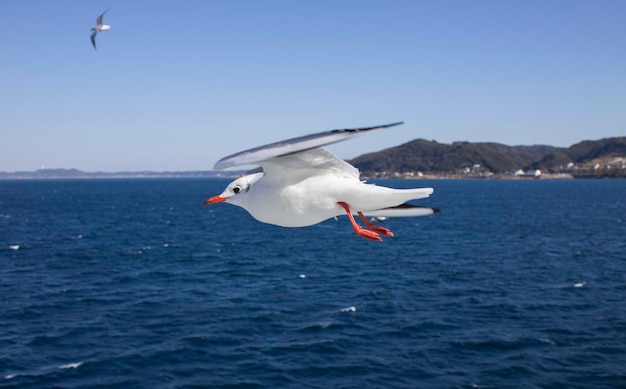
[203,172,262,207]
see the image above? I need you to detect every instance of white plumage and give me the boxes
[204,122,438,241]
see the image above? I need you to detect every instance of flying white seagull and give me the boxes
[90,8,111,50]
[204,122,439,241]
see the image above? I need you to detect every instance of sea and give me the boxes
[1,178,625,388]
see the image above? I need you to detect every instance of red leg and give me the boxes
[337,202,382,242]
[358,212,394,237]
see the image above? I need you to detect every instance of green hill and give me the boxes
[349,137,626,177]
[349,139,557,174]
[529,137,626,169]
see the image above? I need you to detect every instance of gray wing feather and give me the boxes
[260,147,360,184]
[213,122,403,170]
[96,8,109,25]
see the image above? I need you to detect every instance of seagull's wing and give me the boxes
[96,8,109,25]
[90,31,97,49]
[260,147,360,185]
[362,203,441,217]
[213,122,403,170]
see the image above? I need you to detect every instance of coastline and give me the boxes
[0,171,581,180]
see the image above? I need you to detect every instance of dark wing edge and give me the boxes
[213,121,404,170]
[97,8,110,24]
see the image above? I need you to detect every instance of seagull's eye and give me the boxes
[233,186,241,194]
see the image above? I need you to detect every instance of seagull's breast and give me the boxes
[242,175,352,227]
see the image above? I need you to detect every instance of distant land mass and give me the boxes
[0,169,244,180]
[349,136,626,178]
[1,137,625,179]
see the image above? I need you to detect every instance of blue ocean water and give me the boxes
[1,178,625,388]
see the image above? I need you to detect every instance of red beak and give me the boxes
[203,195,226,206]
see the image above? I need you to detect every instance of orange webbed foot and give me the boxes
[337,202,387,242]
[367,225,394,237]
[354,227,383,242]
[358,212,395,237]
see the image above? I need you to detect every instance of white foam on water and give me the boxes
[574,282,586,288]
[341,306,356,313]
[539,338,556,346]
[59,362,83,369]
[5,374,16,380]
[138,246,152,254]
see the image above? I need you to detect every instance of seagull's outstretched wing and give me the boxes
[96,8,109,25]
[90,31,97,49]
[213,122,403,170]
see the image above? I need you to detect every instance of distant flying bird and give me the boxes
[203,122,439,242]
[90,8,111,50]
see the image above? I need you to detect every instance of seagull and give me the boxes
[90,8,111,50]
[203,122,439,241]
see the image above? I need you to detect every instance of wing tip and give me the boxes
[330,121,404,134]
[213,160,229,171]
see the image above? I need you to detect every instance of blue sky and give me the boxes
[1,1,624,172]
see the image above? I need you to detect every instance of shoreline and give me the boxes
[0,172,601,181]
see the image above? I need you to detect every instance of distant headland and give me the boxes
[349,136,626,179]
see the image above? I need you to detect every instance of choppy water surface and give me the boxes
[1,178,625,388]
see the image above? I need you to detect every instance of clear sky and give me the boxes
[1,1,625,172]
